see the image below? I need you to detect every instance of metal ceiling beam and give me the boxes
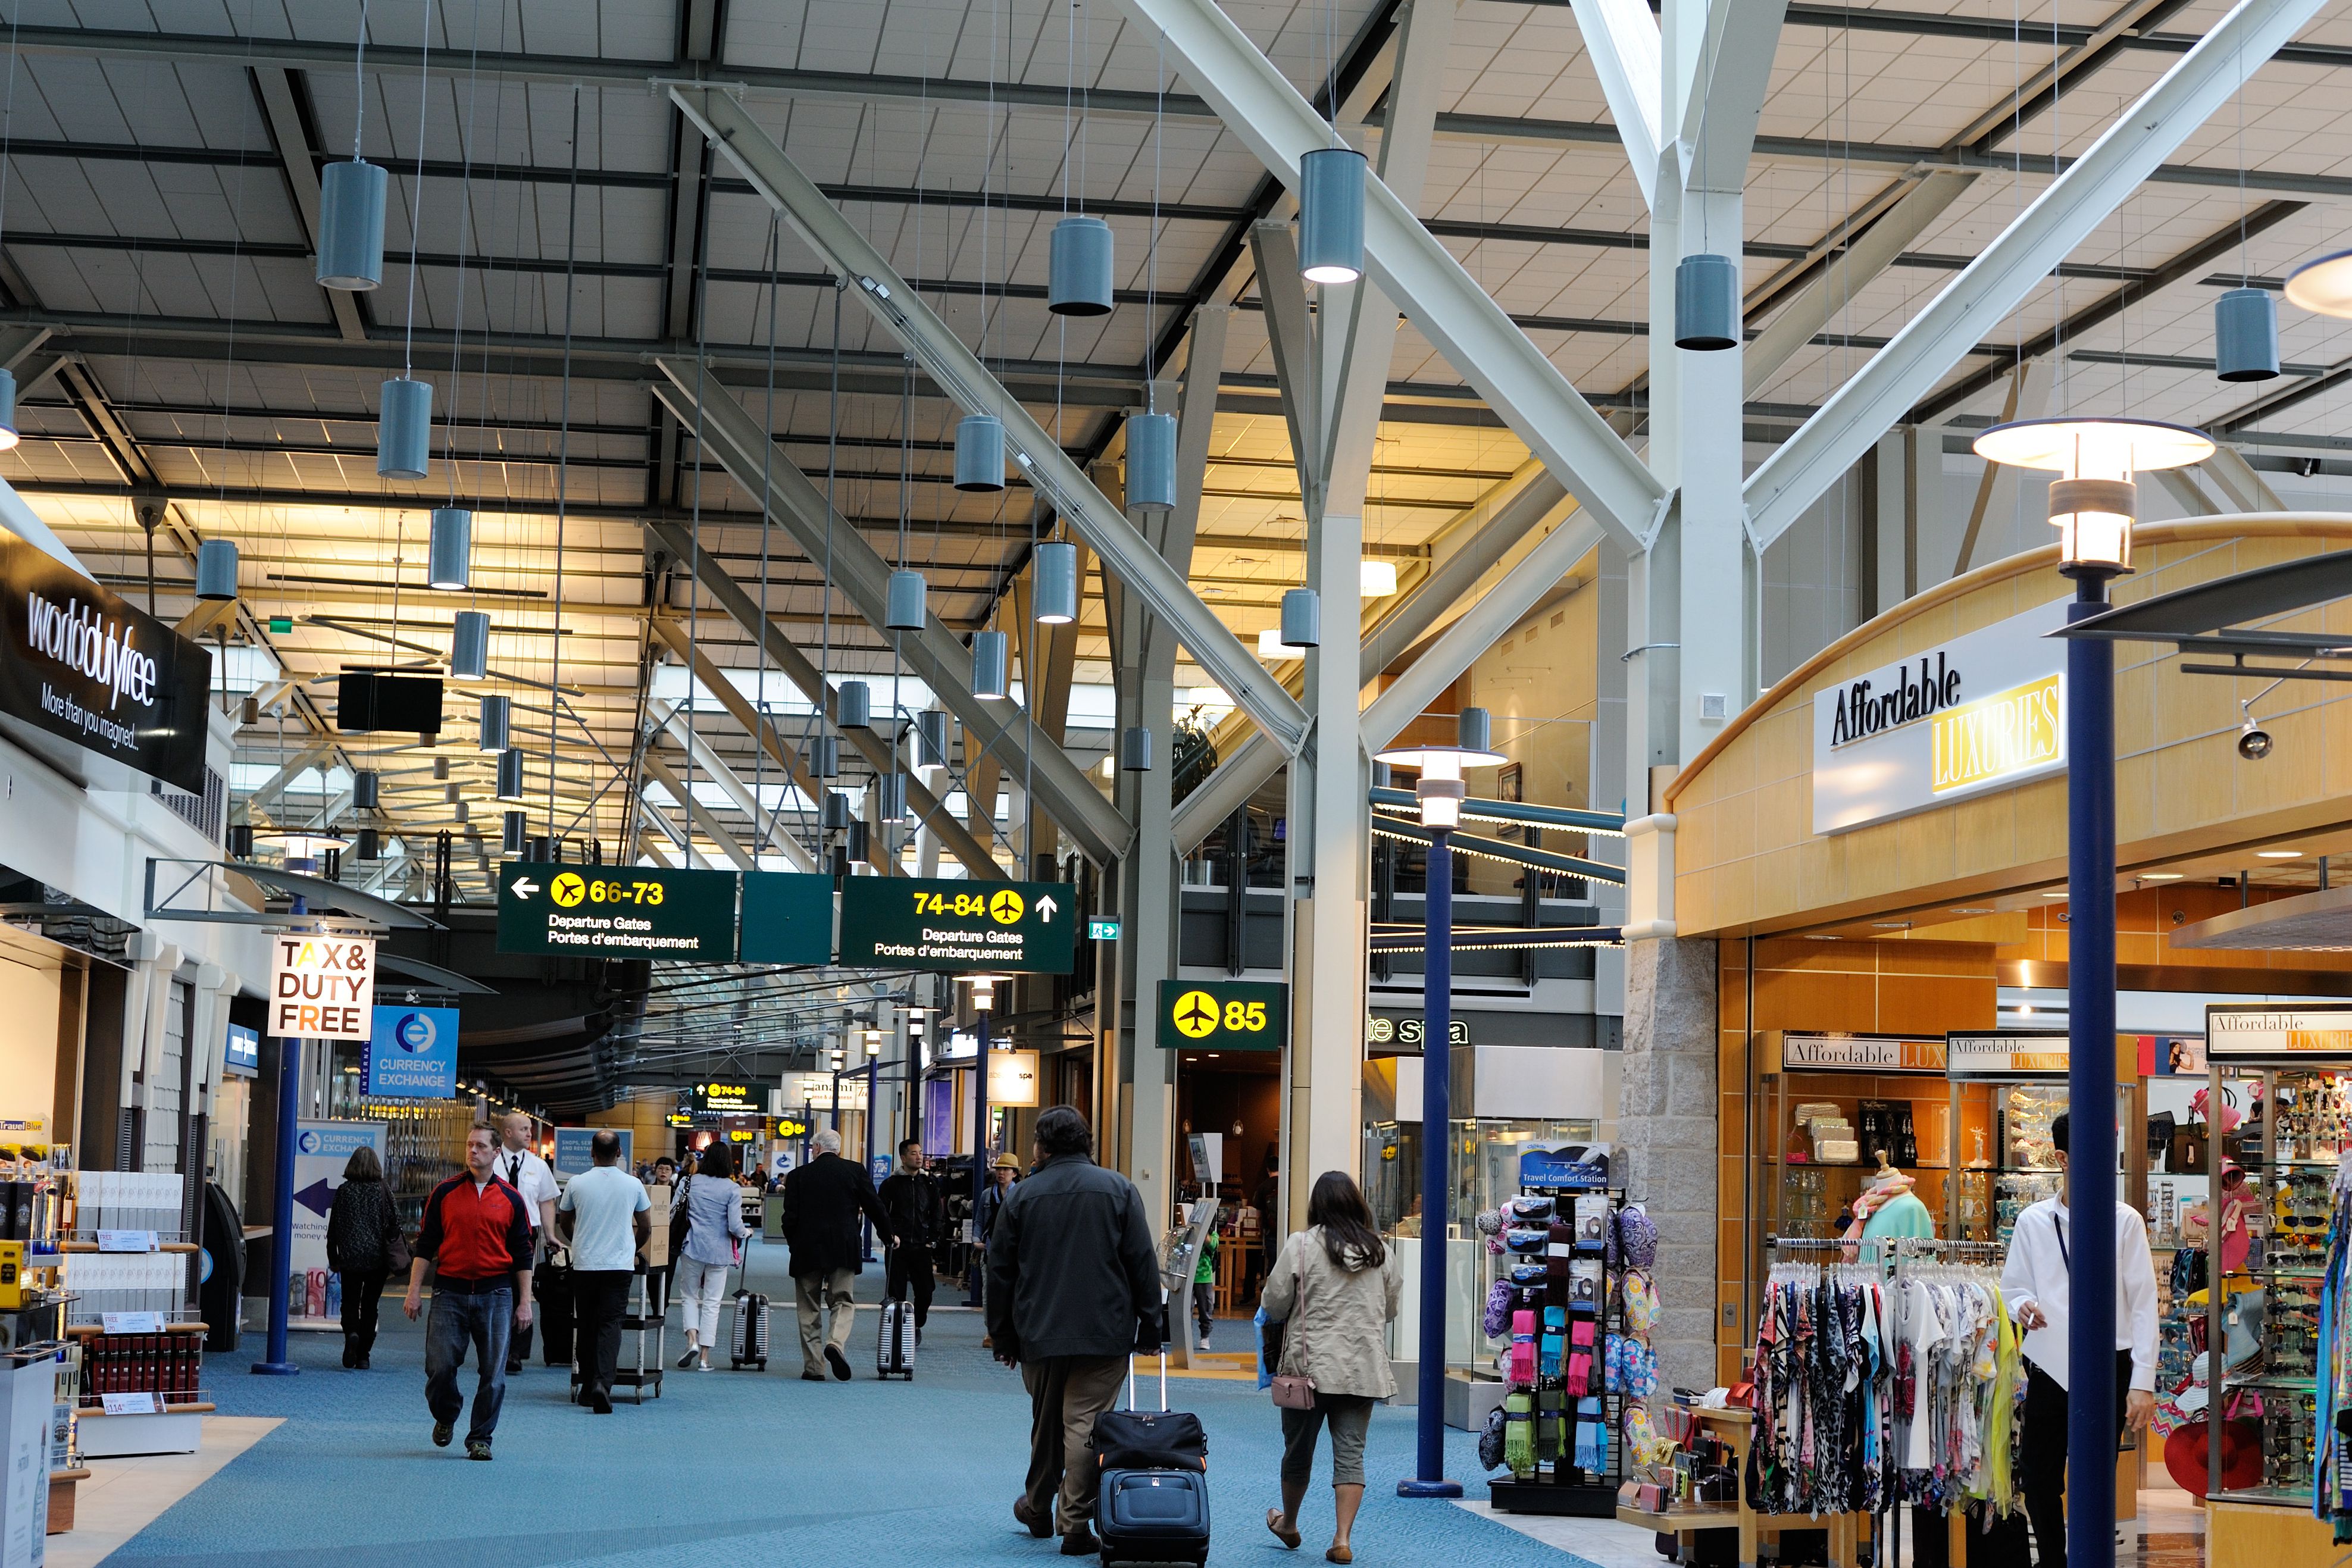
[646,358,1128,865]
[1118,0,1666,553]
[249,67,367,342]
[640,752,761,874]
[1675,0,1789,197]
[1743,0,2328,553]
[668,84,1309,759]
[650,699,822,874]
[1567,0,1664,210]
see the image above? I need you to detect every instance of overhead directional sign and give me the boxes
[838,877,1077,974]
[496,861,740,960]
[737,871,837,965]
[689,1079,773,1116]
[1157,979,1287,1052]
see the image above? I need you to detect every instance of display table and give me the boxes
[1632,1406,1879,1568]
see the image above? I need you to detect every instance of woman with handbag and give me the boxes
[324,1145,406,1369]
[673,1141,749,1371]
[1262,1170,1402,1565]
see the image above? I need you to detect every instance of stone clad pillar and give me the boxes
[1619,935,1719,1394]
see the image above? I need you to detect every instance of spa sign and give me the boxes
[1812,599,2068,833]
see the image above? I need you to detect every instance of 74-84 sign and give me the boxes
[839,877,1076,974]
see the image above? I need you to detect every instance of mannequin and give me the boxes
[1847,1151,1935,1244]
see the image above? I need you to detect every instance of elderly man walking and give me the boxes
[778,1128,895,1381]
[987,1106,1162,1557]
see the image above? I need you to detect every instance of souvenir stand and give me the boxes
[2198,1004,2349,1567]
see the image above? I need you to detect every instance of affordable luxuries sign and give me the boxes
[0,534,212,791]
[496,862,739,960]
[1812,598,2068,834]
[837,877,1075,973]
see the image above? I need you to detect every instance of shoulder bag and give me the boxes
[670,1175,695,1256]
[1270,1237,1318,1410]
[380,1182,412,1273]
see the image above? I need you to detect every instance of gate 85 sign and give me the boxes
[1156,980,1286,1052]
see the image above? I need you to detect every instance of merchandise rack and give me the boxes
[64,1320,211,1457]
[1486,1170,1625,1519]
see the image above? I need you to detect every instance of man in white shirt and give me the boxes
[554,1130,650,1413]
[1999,1110,2159,1568]
[495,1113,559,1373]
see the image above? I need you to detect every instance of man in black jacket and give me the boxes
[778,1128,896,1381]
[877,1138,943,1342]
[986,1106,1162,1557]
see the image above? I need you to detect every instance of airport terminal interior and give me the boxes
[11,1,2352,1565]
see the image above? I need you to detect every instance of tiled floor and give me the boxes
[45,1417,281,1568]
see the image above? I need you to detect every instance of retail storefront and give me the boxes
[1665,518,2352,1559]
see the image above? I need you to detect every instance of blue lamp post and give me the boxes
[252,894,309,1376]
[1377,708,1506,1498]
[1972,415,2212,1568]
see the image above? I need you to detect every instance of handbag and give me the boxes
[377,1183,411,1273]
[669,1175,695,1255]
[1269,1241,1318,1410]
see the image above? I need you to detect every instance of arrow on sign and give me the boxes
[295,1179,334,1218]
[1036,894,1059,923]
[512,877,542,899]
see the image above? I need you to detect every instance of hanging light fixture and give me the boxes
[1972,417,2215,577]
[809,733,841,780]
[954,413,1006,492]
[376,378,433,480]
[1374,707,1510,829]
[972,630,1009,699]
[1126,412,1178,512]
[839,679,873,729]
[449,609,490,681]
[227,824,256,860]
[1280,586,1322,649]
[1298,147,1368,284]
[478,694,511,753]
[427,506,473,589]
[1360,559,1398,597]
[495,747,526,801]
[876,773,909,822]
[2213,287,2280,382]
[1034,541,1079,624]
[501,810,527,856]
[1121,726,1153,772]
[915,710,950,768]
[352,770,380,809]
[0,367,22,452]
[316,158,389,290]
[355,827,382,862]
[1258,626,1308,659]
[886,569,927,630]
[1049,215,1115,315]
[822,791,853,833]
[1674,253,1741,350]
[846,821,872,865]
[195,539,239,601]
[452,800,470,825]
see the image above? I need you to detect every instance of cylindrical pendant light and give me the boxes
[434,757,451,781]
[0,366,21,452]
[352,769,380,809]
[1126,411,1178,512]
[1049,215,1115,316]
[427,506,473,589]
[239,696,259,726]
[1674,253,1741,350]
[822,791,852,832]
[525,835,554,863]
[355,827,381,861]
[972,630,1009,699]
[495,747,526,801]
[316,158,388,290]
[452,800,469,824]
[501,810,526,856]
[886,568,928,630]
[194,538,239,601]
[915,709,950,768]
[1034,541,1078,624]
[2215,287,2281,382]
[809,733,841,780]
[1280,586,1322,649]
[846,821,872,865]
[1299,147,1368,284]
[443,781,460,804]
[876,772,909,823]
[227,824,255,860]
[839,679,873,729]
[1121,725,1153,772]
[377,377,433,480]
[449,609,490,681]
[954,413,1007,492]
[478,693,511,753]
[1458,706,1494,755]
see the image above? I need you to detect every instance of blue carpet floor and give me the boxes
[123,1239,1609,1568]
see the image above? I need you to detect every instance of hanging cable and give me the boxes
[545,83,581,843]
[399,0,432,377]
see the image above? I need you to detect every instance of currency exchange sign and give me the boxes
[837,877,1075,974]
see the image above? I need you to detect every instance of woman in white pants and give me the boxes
[673,1142,749,1369]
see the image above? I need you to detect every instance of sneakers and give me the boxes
[431,1420,453,1448]
[465,1441,493,1461]
[676,1348,699,1370]
[824,1345,852,1381]
[1059,1525,1099,1557]
[1014,1497,1053,1539]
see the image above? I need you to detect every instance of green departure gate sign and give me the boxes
[738,871,836,965]
[838,877,1076,974]
[496,862,740,960]
[1157,979,1288,1052]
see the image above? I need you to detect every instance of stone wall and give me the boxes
[1619,934,1719,1394]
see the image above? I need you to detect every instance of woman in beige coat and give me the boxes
[1261,1170,1403,1564]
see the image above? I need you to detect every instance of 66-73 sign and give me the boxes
[269,934,378,1041]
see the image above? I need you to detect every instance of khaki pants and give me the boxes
[1022,1353,1128,1532]
[795,1269,857,1375]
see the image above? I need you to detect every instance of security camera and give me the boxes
[2238,722,2274,761]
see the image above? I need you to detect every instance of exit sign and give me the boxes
[1088,918,1121,941]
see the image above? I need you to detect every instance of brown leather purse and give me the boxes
[1269,1247,1317,1410]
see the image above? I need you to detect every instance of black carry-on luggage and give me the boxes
[728,1285,770,1370]
[538,1250,576,1367]
[876,1297,915,1379]
[1091,1346,1210,1567]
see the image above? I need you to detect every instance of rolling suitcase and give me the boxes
[728,1288,770,1370]
[539,1254,576,1367]
[876,1298,915,1379]
[1091,1353,1210,1567]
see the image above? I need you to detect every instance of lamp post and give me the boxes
[1972,415,2210,1568]
[964,977,996,1307]
[1377,709,1505,1499]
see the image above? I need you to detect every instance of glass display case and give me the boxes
[1943,1032,2144,1247]
[1754,1032,1957,1253]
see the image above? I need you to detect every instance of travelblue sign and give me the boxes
[362,1004,459,1098]
[223,1022,259,1079]
[552,1126,631,1178]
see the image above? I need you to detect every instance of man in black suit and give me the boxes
[778,1128,896,1381]
[877,1138,943,1342]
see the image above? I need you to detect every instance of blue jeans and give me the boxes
[424,1282,511,1445]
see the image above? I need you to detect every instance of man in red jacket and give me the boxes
[404,1125,535,1459]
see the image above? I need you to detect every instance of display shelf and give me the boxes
[2229,1373,2316,1391]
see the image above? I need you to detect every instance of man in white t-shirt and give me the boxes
[495,1113,560,1372]
[555,1130,650,1413]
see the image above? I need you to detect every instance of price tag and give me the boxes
[99,1392,160,1416]
[100,1312,165,1334]
[95,1231,158,1253]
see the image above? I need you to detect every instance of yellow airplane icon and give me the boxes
[1172,990,1220,1039]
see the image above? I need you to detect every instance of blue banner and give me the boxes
[553,1126,630,1178]
[363,1004,459,1098]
